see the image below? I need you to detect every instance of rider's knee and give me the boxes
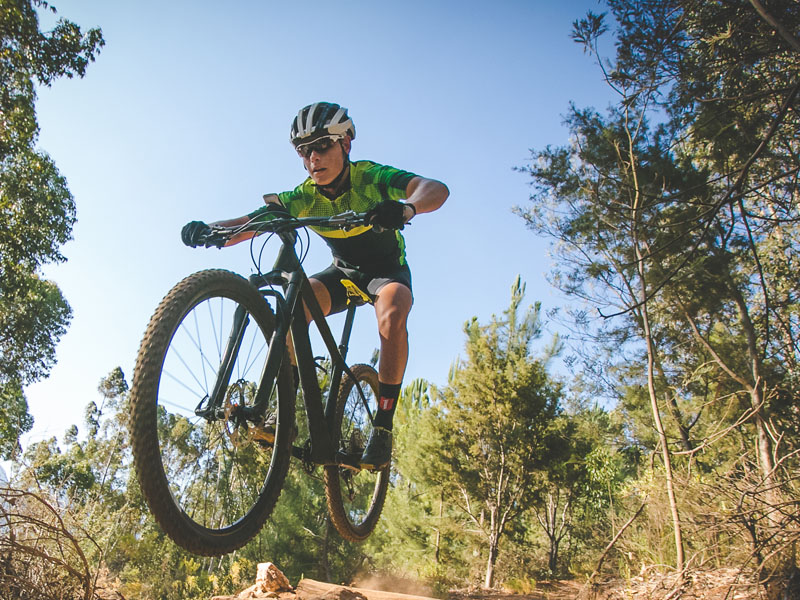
[377,305,409,340]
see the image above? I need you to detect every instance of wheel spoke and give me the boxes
[131,270,296,553]
[325,365,388,541]
[156,287,273,529]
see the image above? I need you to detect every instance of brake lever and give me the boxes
[204,225,231,248]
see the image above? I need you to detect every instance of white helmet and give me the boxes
[290,102,356,148]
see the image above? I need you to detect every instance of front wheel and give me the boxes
[324,364,390,542]
[129,269,294,556]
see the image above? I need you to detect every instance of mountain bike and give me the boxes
[129,211,390,556]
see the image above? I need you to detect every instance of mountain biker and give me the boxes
[181,101,448,470]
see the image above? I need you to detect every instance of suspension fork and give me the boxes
[196,303,250,420]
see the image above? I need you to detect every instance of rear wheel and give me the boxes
[324,364,390,542]
[129,269,294,555]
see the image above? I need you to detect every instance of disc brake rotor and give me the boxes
[223,380,247,447]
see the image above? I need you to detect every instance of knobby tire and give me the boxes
[129,269,294,555]
[324,363,390,542]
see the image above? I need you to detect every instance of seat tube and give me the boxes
[324,302,358,422]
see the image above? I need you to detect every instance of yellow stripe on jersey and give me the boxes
[312,224,373,238]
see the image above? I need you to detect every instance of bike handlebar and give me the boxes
[197,211,372,247]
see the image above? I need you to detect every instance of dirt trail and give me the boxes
[207,567,772,600]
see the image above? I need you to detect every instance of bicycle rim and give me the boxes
[324,364,389,542]
[131,270,293,555]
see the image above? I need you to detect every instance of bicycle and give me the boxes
[129,211,391,556]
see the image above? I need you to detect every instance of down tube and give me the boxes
[251,290,293,415]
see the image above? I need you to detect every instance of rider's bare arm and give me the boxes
[212,181,445,247]
[403,176,449,223]
[210,194,284,247]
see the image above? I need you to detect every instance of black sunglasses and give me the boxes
[296,136,341,158]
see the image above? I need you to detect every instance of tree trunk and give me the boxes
[637,274,685,572]
[548,536,559,574]
[484,535,499,589]
[654,357,693,451]
[629,131,685,574]
[643,328,685,572]
[724,269,778,504]
[540,489,567,576]
[434,490,443,564]
[320,517,332,582]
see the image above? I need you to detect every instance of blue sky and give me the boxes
[21,0,615,449]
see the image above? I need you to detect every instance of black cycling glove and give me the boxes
[181,221,211,248]
[366,200,409,230]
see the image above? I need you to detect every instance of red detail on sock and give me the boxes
[379,396,395,411]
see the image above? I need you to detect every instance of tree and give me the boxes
[0,0,104,458]
[516,0,800,579]
[530,401,635,576]
[366,378,472,592]
[415,278,562,588]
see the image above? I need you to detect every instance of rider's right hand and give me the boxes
[366,200,407,231]
[181,221,212,248]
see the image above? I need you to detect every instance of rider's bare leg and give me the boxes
[373,282,412,386]
[359,281,411,466]
[297,279,411,388]
[305,278,332,320]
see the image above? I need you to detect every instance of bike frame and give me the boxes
[201,227,371,468]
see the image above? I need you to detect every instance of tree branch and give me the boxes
[748,0,800,53]
[584,495,649,589]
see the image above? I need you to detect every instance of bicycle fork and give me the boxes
[193,303,251,421]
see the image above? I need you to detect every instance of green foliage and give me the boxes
[366,378,472,591]
[364,284,639,582]
[0,0,104,457]
[0,380,33,458]
[516,0,800,576]
[408,278,565,586]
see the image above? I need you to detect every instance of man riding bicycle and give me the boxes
[181,101,448,470]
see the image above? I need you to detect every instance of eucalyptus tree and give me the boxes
[516,0,800,575]
[0,0,104,457]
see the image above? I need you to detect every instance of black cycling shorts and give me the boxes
[310,259,413,315]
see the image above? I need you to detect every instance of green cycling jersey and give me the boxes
[249,160,417,271]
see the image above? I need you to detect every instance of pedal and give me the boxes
[336,451,361,471]
[250,427,276,447]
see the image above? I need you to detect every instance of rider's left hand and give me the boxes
[366,200,412,230]
[181,221,211,247]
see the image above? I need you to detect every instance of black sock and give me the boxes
[374,382,401,430]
